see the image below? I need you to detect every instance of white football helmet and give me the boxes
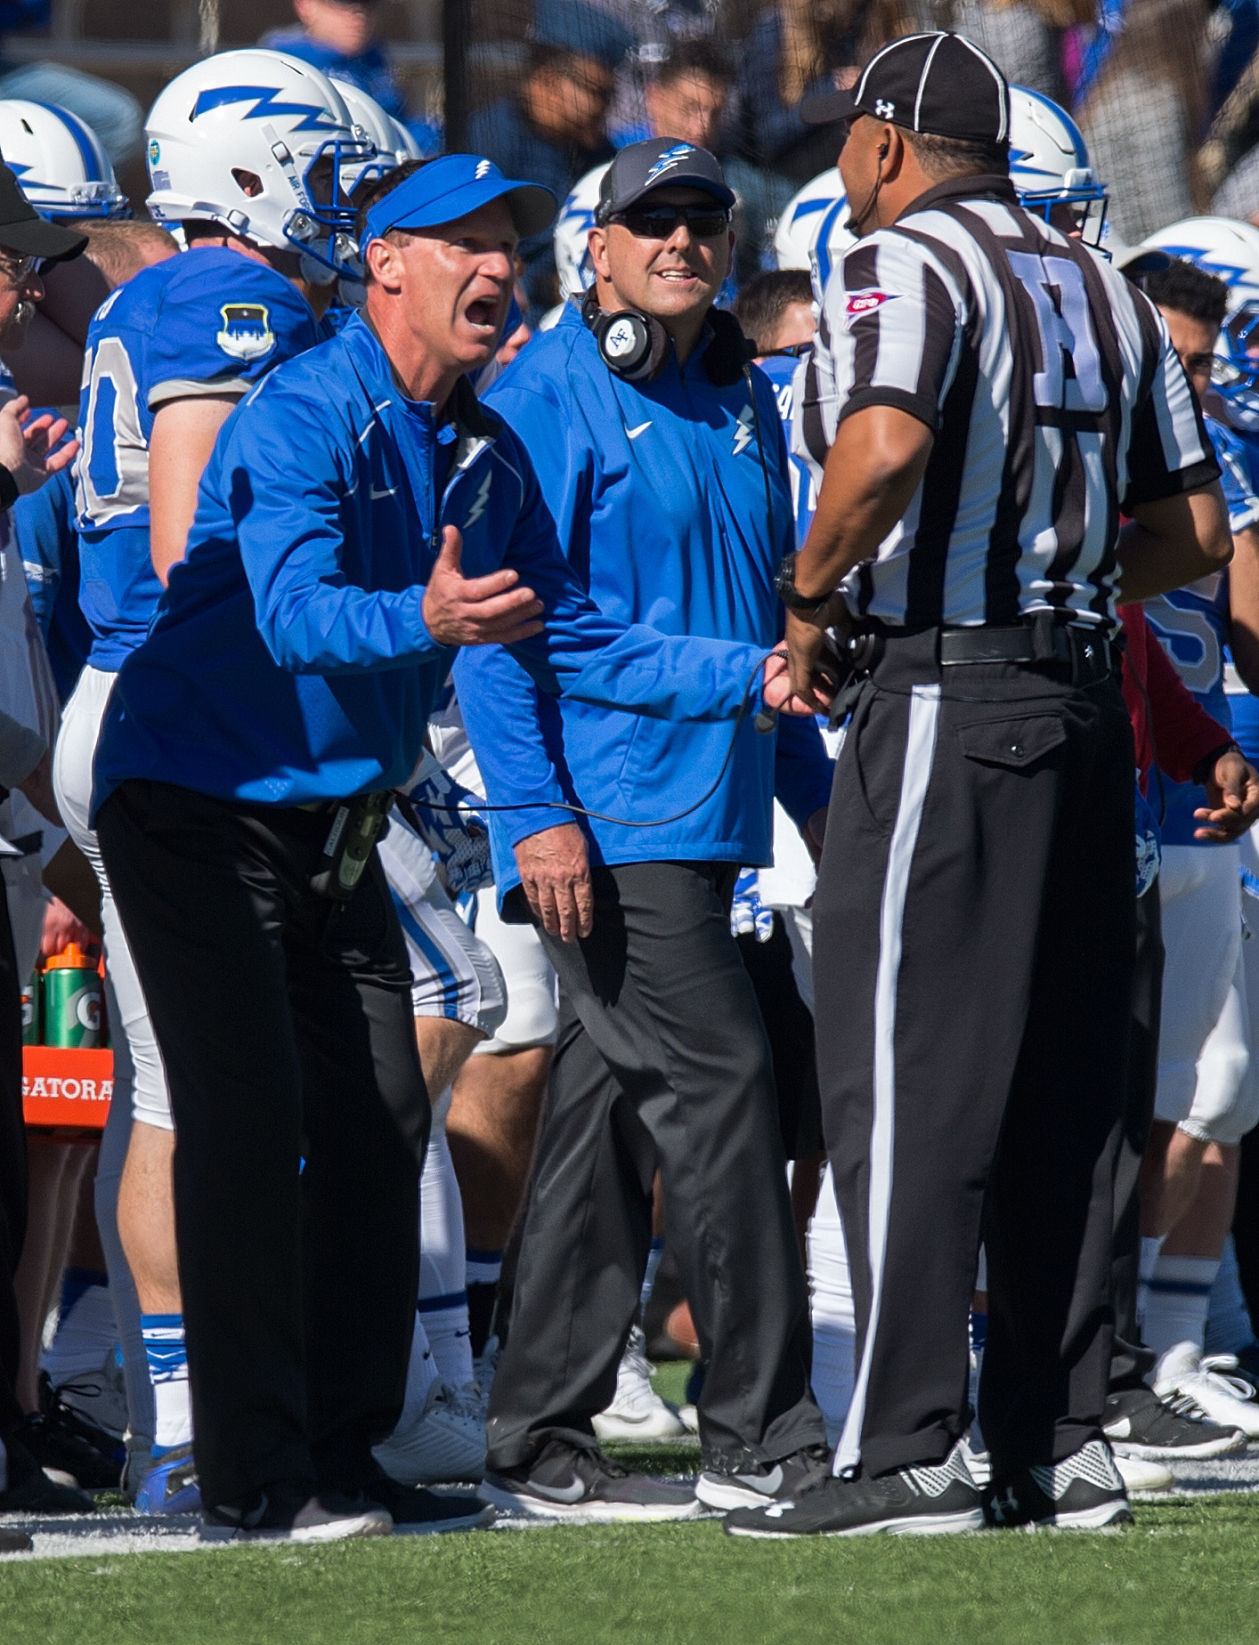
[389,117,423,165]
[144,49,372,281]
[1143,216,1259,430]
[330,79,396,196]
[1008,85,1107,248]
[772,169,852,301]
[554,162,608,302]
[0,99,128,218]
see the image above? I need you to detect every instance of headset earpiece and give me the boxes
[581,288,670,381]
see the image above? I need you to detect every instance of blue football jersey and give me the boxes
[757,351,815,549]
[1209,413,1259,537]
[1145,569,1232,847]
[74,247,319,671]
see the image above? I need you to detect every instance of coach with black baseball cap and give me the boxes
[723,32,1234,1539]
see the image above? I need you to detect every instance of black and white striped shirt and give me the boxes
[793,173,1219,629]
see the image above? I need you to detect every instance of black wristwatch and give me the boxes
[774,553,831,615]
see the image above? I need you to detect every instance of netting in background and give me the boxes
[23,1,1259,250]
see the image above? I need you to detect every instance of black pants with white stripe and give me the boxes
[813,633,1134,1479]
[486,861,825,1472]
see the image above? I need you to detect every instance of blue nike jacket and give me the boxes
[455,302,833,893]
[92,314,773,816]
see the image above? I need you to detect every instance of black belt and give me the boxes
[939,622,1118,676]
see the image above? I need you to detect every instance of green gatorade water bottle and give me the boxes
[41,944,103,1048]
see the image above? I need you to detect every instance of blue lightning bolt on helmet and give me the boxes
[0,99,128,218]
[143,48,375,282]
[1141,216,1259,430]
[554,161,608,302]
[1008,85,1107,248]
[772,169,852,304]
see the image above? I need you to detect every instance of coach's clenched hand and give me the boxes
[423,526,545,646]
[515,822,593,943]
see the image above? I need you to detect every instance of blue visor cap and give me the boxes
[362,155,557,249]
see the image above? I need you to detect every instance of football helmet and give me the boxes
[554,161,608,302]
[330,79,398,196]
[1008,85,1107,248]
[772,169,852,301]
[1141,216,1259,429]
[0,99,128,218]
[144,48,372,281]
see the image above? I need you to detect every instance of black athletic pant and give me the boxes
[1110,882,1163,1392]
[98,780,427,1511]
[486,860,826,1473]
[812,634,1134,1479]
[0,872,26,1439]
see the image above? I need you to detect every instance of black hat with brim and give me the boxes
[802,31,1010,147]
[0,165,87,262]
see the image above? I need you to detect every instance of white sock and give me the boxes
[419,1117,472,1389]
[1137,1235,1165,1325]
[140,1314,192,1452]
[41,1269,118,1384]
[1205,1236,1255,1357]
[1144,1254,1219,1362]
[399,1316,441,1426]
[807,1164,856,1450]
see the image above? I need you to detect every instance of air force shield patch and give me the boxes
[217,302,277,362]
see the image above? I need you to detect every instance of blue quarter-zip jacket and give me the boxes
[455,304,833,892]
[92,315,773,817]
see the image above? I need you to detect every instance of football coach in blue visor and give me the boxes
[92,153,818,1543]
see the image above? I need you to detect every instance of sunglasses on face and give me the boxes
[0,253,36,285]
[609,204,731,239]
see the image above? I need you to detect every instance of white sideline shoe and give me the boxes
[373,1379,486,1485]
[1153,1341,1259,1440]
[593,1326,687,1442]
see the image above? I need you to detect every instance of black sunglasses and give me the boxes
[609,204,731,239]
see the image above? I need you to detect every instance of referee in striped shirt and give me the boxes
[725,32,1233,1539]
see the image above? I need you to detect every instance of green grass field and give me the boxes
[2,1363,1257,1645]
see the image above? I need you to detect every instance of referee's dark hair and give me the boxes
[1140,258,1230,330]
[903,128,1010,181]
[733,269,813,355]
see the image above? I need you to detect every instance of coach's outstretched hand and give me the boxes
[423,526,545,647]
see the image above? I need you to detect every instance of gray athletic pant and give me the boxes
[485,860,825,1473]
[813,633,1134,1480]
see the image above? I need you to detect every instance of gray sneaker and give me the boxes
[695,1443,832,1510]
[199,1483,393,1544]
[479,1439,699,1522]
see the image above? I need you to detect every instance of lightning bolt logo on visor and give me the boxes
[643,144,693,187]
[191,85,341,133]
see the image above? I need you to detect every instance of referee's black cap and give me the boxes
[802,31,1010,145]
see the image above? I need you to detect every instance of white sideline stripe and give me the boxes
[833,683,941,1477]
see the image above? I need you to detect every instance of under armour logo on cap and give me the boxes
[800,31,1010,146]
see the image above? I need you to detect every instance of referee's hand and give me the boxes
[422,526,545,647]
[1193,751,1259,842]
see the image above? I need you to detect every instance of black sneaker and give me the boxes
[19,1407,120,1492]
[480,1439,698,1522]
[696,1443,832,1510]
[1103,1386,1246,1460]
[723,1444,985,1538]
[362,1475,495,1536]
[987,1439,1132,1531]
[0,1435,95,1513]
[199,1482,393,1544]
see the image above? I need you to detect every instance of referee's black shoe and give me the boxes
[361,1472,495,1535]
[480,1438,699,1522]
[696,1442,832,1510]
[1103,1386,1246,1460]
[986,1440,1132,1532]
[722,1443,985,1538]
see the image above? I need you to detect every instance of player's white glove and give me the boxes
[400,750,493,896]
[730,867,774,942]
